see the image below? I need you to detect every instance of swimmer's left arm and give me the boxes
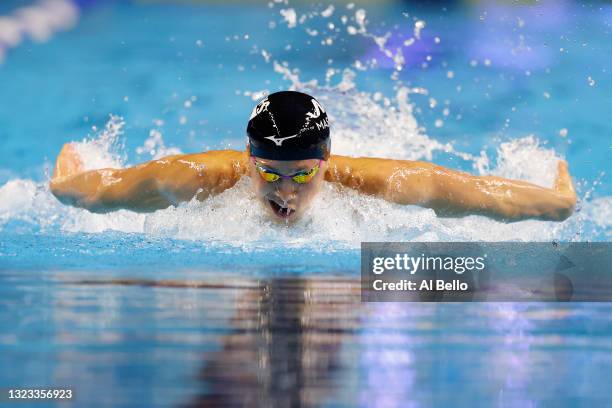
[49,143,247,212]
[325,155,577,221]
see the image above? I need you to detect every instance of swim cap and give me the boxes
[247,91,330,160]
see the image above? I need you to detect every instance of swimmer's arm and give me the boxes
[49,144,248,213]
[325,155,577,221]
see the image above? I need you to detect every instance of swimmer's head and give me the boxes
[247,91,330,161]
[246,91,330,222]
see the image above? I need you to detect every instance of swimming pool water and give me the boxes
[0,0,610,406]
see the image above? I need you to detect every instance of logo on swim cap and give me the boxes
[306,99,325,120]
[264,133,299,146]
[261,99,327,146]
[247,91,331,160]
[249,98,270,120]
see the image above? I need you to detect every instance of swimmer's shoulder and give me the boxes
[326,154,433,187]
[176,149,249,179]
[189,149,247,163]
[153,149,248,169]
[328,154,425,169]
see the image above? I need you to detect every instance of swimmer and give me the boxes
[50,91,577,222]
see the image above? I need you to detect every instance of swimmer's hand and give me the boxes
[49,149,248,213]
[52,143,84,182]
[553,161,577,203]
[326,156,577,222]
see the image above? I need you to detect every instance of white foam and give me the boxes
[0,167,602,246]
[582,197,612,239]
[0,179,37,216]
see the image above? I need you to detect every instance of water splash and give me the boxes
[280,8,297,28]
[72,115,126,171]
[136,127,183,160]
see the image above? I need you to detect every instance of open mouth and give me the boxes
[267,198,295,219]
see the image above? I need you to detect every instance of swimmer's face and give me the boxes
[249,156,327,223]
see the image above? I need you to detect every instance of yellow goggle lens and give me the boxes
[255,162,320,184]
[291,166,318,184]
[257,169,280,182]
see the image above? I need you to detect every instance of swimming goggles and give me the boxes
[251,157,321,184]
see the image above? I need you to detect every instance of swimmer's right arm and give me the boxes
[49,143,248,213]
[326,155,577,222]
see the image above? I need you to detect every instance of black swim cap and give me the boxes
[247,91,330,160]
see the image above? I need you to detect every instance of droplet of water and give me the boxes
[355,9,366,26]
[261,50,271,63]
[587,76,596,86]
[414,20,425,39]
[280,8,297,28]
[321,5,334,18]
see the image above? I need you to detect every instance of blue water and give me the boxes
[1,0,611,406]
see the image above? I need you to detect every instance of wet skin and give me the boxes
[49,144,577,222]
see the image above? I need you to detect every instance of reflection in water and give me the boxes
[21,274,612,407]
[184,278,361,407]
[487,304,535,408]
[359,303,423,408]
